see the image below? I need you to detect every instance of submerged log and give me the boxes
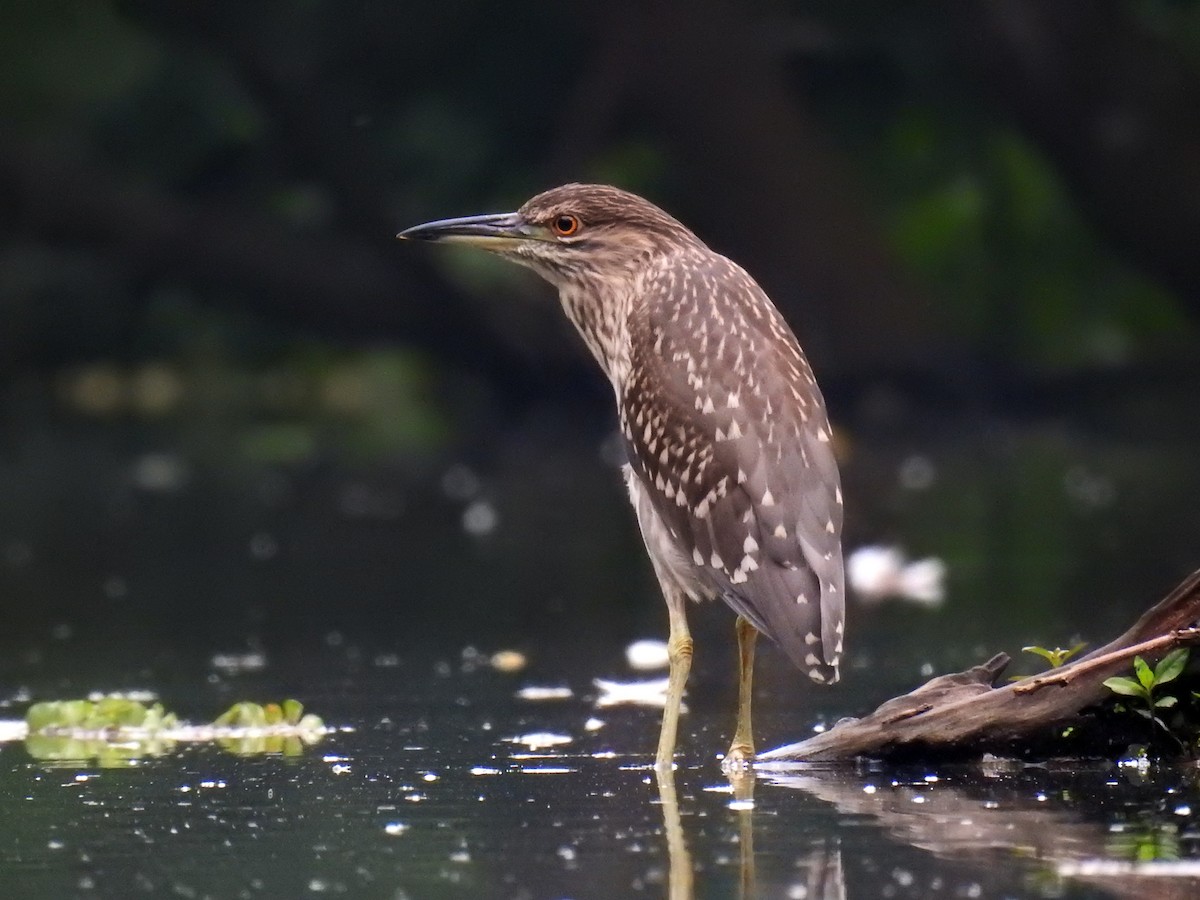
[760,569,1200,763]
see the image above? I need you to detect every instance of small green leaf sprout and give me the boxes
[1021,643,1088,669]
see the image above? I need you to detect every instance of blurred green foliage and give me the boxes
[881,114,1192,370]
[56,301,452,464]
[0,1,158,127]
[2,0,1195,395]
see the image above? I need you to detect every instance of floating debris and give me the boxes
[1058,859,1200,878]
[490,650,528,673]
[846,545,946,606]
[516,685,573,701]
[210,651,268,674]
[593,677,673,709]
[625,639,670,671]
[518,766,576,775]
[0,720,29,742]
[505,732,571,751]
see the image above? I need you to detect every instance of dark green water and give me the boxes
[5,641,1200,900]
[3,645,1198,899]
[2,403,1199,898]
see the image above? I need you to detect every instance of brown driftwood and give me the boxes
[760,569,1200,762]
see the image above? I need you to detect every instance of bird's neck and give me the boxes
[557,279,634,390]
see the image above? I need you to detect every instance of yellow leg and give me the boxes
[655,587,692,770]
[724,616,758,769]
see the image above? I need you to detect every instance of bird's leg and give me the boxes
[724,616,758,770]
[655,586,692,770]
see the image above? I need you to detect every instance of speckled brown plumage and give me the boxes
[620,247,844,681]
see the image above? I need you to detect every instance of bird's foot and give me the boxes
[721,741,755,774]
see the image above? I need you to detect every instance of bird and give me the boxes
[399,184,844,770]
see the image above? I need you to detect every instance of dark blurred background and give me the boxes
[2,0,1199,689]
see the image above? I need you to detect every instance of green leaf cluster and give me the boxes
[1103,648,1189,740]
[211,701,324,757]
[1104,649,1188,706]
[212,699,322,730]
[21,695,325,763]
[25,697,177,732]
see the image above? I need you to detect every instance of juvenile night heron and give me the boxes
[400,185,844,769]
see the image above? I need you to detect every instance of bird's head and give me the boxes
[398,184,703,289]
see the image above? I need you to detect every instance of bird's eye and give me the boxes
[551,214,580,237]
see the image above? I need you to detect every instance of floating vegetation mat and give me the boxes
[1,696,329,764]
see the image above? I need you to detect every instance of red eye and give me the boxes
[551,214,580,237]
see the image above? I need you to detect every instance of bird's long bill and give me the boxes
[396,212,531,248]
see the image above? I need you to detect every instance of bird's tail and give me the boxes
[729,563,840,684]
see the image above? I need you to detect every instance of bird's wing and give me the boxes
[620,251,844,682]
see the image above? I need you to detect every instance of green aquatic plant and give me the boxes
[1103,648,1189,741]
[212,698,321,729]
[20,695,325,764]
[25,697,177,732]
[211,700,325,756]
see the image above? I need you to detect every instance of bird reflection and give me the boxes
[763,765,1200,900]
[654,765,846,900]
[653,767,694,900]
[731,769,757,900]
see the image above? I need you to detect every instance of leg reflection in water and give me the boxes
[653,766,694,900]
[654,765,845,899]
[653,765,759,900]
[727,767,758,899]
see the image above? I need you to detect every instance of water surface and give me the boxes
[2,405,1199,898]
